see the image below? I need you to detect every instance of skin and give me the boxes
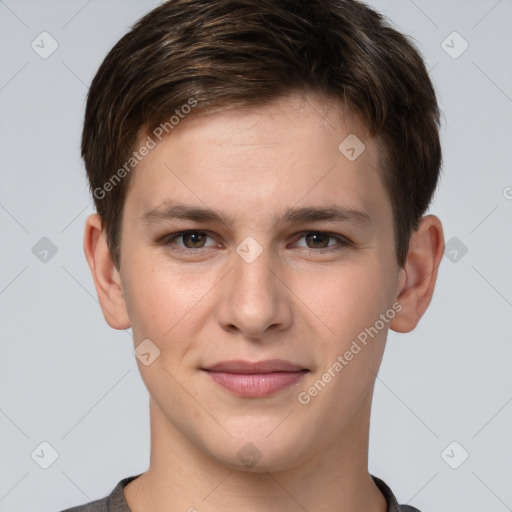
[84,92,444,512]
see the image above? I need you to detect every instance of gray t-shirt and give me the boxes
[59,474,421,511]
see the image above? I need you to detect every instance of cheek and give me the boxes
[121,256,215,357]
[121,258,175,341]
[295,261,394,341]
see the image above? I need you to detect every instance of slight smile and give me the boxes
[202,359,310,398]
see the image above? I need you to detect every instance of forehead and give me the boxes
[125,92,388,226]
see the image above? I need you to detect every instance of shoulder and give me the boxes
[56,474,142,512]
[57,493,109,512]
[371,475,422,512]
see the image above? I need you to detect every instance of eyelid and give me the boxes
[292,231,352,250]
[159,229,352,253]
[159,230,218,249]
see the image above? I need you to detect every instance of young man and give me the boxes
[62,0,444,510]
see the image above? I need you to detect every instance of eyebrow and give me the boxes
[140,202,372,228]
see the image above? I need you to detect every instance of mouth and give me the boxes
[202,359,309,398]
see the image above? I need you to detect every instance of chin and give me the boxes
[204,431,309,474]
[219,451,301,474]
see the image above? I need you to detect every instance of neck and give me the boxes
[124,397,387,512]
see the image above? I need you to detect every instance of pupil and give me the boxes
[186,232,204,248]
[307,233,328,248]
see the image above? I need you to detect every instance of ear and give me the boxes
[83,213,131,330]
[390,215,444,333]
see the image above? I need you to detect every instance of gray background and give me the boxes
[1,1,511,511]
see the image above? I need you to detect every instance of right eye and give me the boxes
[159,230,219,253]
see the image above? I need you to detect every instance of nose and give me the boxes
[215,242,293,341]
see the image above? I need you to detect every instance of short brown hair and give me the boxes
[82,0,442,268]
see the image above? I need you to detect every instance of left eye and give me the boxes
[160,230,349,252]
[294,232,348,250]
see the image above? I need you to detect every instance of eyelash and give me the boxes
[159,230,351,255]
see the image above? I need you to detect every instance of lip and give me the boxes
[203,359,309,398]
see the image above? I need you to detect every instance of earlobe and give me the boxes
[83,213,131,330]
[390,215,444,333]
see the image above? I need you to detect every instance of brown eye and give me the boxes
[304,232,331,249]
[181,232,208,248]
[293,231,350,252]
[161,230,216,252]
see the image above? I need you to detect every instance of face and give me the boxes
[116,93,404,471]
